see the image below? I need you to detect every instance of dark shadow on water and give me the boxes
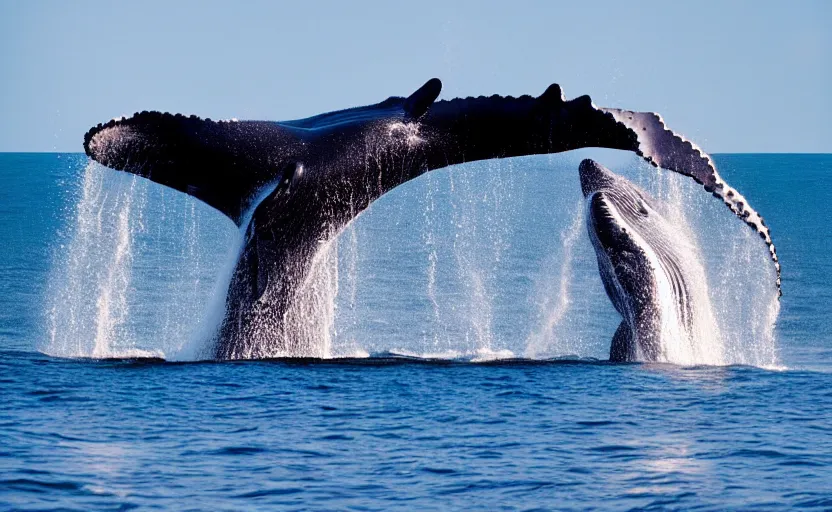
[6,349,614,367]
[2,349,804,373]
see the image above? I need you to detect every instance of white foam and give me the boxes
[44,163,148,359]
[385,347,516,362]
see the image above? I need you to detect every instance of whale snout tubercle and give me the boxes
[579,159,615,197]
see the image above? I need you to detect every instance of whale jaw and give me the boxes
[582,159,696,363]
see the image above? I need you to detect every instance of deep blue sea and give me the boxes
[1,152,831,510]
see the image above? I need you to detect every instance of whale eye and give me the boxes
[638,202,649,216]
[275,162,300,196]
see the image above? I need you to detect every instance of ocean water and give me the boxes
[1,152,831,510]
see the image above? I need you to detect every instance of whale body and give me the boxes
[83,79,778,359]
[580,159,725,363]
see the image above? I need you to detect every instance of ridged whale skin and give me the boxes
[83,79,777,360]
[580,159,705,362]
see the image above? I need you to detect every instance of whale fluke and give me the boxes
[83,112,291,225]
[83,79,779,359]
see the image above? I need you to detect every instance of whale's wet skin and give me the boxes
[80,79,780,360]
[580,159,724,364]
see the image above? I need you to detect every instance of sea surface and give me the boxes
[1,152,831,510]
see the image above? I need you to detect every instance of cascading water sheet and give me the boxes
[525,199,586,359]
[45,163,148,358]
[330,153,780,366]
[46,154,779,366]
[44,161,235,359]
[591,158,780,366]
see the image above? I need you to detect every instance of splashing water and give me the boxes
[422,173,445,350]
[607,159,779,366]
[627,177,725,366]
[525,200,585,359]
[45,155,778,366]
[45,162,235,360]
[448,160,516,354]
[449,168,493,352]
[710,218,781,368]
[45,163,157,358]
[281,238,340,358]
[329,221,366,358]
[172,222,243,361]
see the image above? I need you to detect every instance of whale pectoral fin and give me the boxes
[403,78,442,120]
[420,85,640,171]
[610,322,634,363]
[417,88,780,295]
[602,108,781,295]
[84,112,292,225]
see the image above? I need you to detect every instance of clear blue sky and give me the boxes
[1,0,829,152]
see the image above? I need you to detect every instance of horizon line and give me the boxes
[1,151,831,156]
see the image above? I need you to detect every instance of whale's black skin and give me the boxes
[83,79,773,359]
[580,159,693,362]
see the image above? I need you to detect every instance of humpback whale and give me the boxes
[83,78,778,360]
[580,159,723,363]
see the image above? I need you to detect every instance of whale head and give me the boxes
[580,159,661,298]
[579,159,669,359]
